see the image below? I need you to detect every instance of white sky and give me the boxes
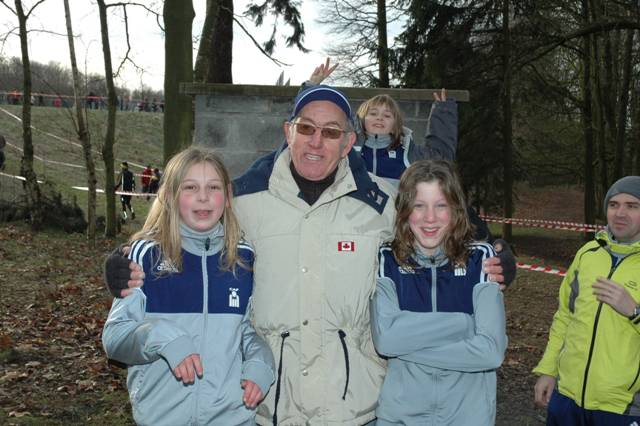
[0,0,329,91]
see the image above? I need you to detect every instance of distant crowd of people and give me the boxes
[1,90,163,112]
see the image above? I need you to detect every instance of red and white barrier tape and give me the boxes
[517,262,566,277]
[480,215,604,233]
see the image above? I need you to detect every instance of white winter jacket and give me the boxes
[233,146,396,425]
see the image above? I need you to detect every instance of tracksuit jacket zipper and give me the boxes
[194,237,211,423]
[580,251,636,407]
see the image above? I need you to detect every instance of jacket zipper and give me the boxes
[272,330,290,426]
[338,330,350,400]
[628,359,640,391]
[195,239,211,423]
[372,144,378,176]
[580,253,632,407]
[429,257,438,312]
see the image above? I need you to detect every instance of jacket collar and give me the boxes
[595,229,640,256]
[179,222,224,255]
[355,126,413,150]
[232,144,390,214]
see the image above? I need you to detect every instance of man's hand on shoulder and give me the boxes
[482,239,516,290]
[103,245,144,298]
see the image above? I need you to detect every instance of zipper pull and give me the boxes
[205,237,210,251]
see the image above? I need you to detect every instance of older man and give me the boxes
[231,86,396,425]
[534,176,640,426]
[105,85,512,425]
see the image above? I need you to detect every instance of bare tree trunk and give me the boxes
[15,0,43,230]
[590,34,608,215]
[164,0,194,162]
[613,29,634,180]
[632,82,640,175]
[581,0,596,239]
[601,31,617,152]
[97,0,118,237]
[376,0,389,88]
[501,0,513,242]
[194,0,233,83]
[64,0,96,245]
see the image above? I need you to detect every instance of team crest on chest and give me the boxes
[229,287,240,308]
[228,288,240,308]
[454,267,467,276]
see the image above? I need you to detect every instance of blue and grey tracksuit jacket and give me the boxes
[102,223,275,426]
[356,99,458,188]
[371,243,507,426]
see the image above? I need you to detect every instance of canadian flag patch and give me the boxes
[338,241,355,252]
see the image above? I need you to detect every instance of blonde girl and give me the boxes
[103,147,274,426]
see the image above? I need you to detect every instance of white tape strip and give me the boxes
[0,107,147,170]
[71,186,157,197]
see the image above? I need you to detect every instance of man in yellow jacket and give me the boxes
[534,175,640,425]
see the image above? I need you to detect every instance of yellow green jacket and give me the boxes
[534,231,640,414]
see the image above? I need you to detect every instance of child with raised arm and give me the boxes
[371,160,507,425]
[307,58,504,248]
[308,58,458,185]
[102,147,275,426]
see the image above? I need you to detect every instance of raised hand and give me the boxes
[309,57,339,85]
[433,88,447,102]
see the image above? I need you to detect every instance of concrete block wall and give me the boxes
[182,83,469,178]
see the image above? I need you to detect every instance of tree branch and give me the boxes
[25,0,48,19]
[231,13,291,67]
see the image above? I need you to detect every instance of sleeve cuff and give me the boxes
[160,335,197,370]
[241,359,275,396]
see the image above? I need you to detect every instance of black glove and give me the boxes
[493,238,516,287]
[103,244,132,298]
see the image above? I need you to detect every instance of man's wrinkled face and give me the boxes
[284,101,356,181]
[607,193,640,243]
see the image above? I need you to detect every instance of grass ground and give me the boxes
[0,104,163,219]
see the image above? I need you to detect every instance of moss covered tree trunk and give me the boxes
[194,0,233,83]
[97,0,118,237]
[164,0,194,163]
[64,0,96,245]
[15,0,43,230]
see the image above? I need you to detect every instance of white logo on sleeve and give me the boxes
[156,260,178,273]
[229,288,240,308]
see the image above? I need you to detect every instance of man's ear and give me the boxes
[283,121,293,147]
[341,131,357,158]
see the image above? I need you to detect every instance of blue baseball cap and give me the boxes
[290,85,352,124]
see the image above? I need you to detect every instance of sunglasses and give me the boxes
[291,121,347,140]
